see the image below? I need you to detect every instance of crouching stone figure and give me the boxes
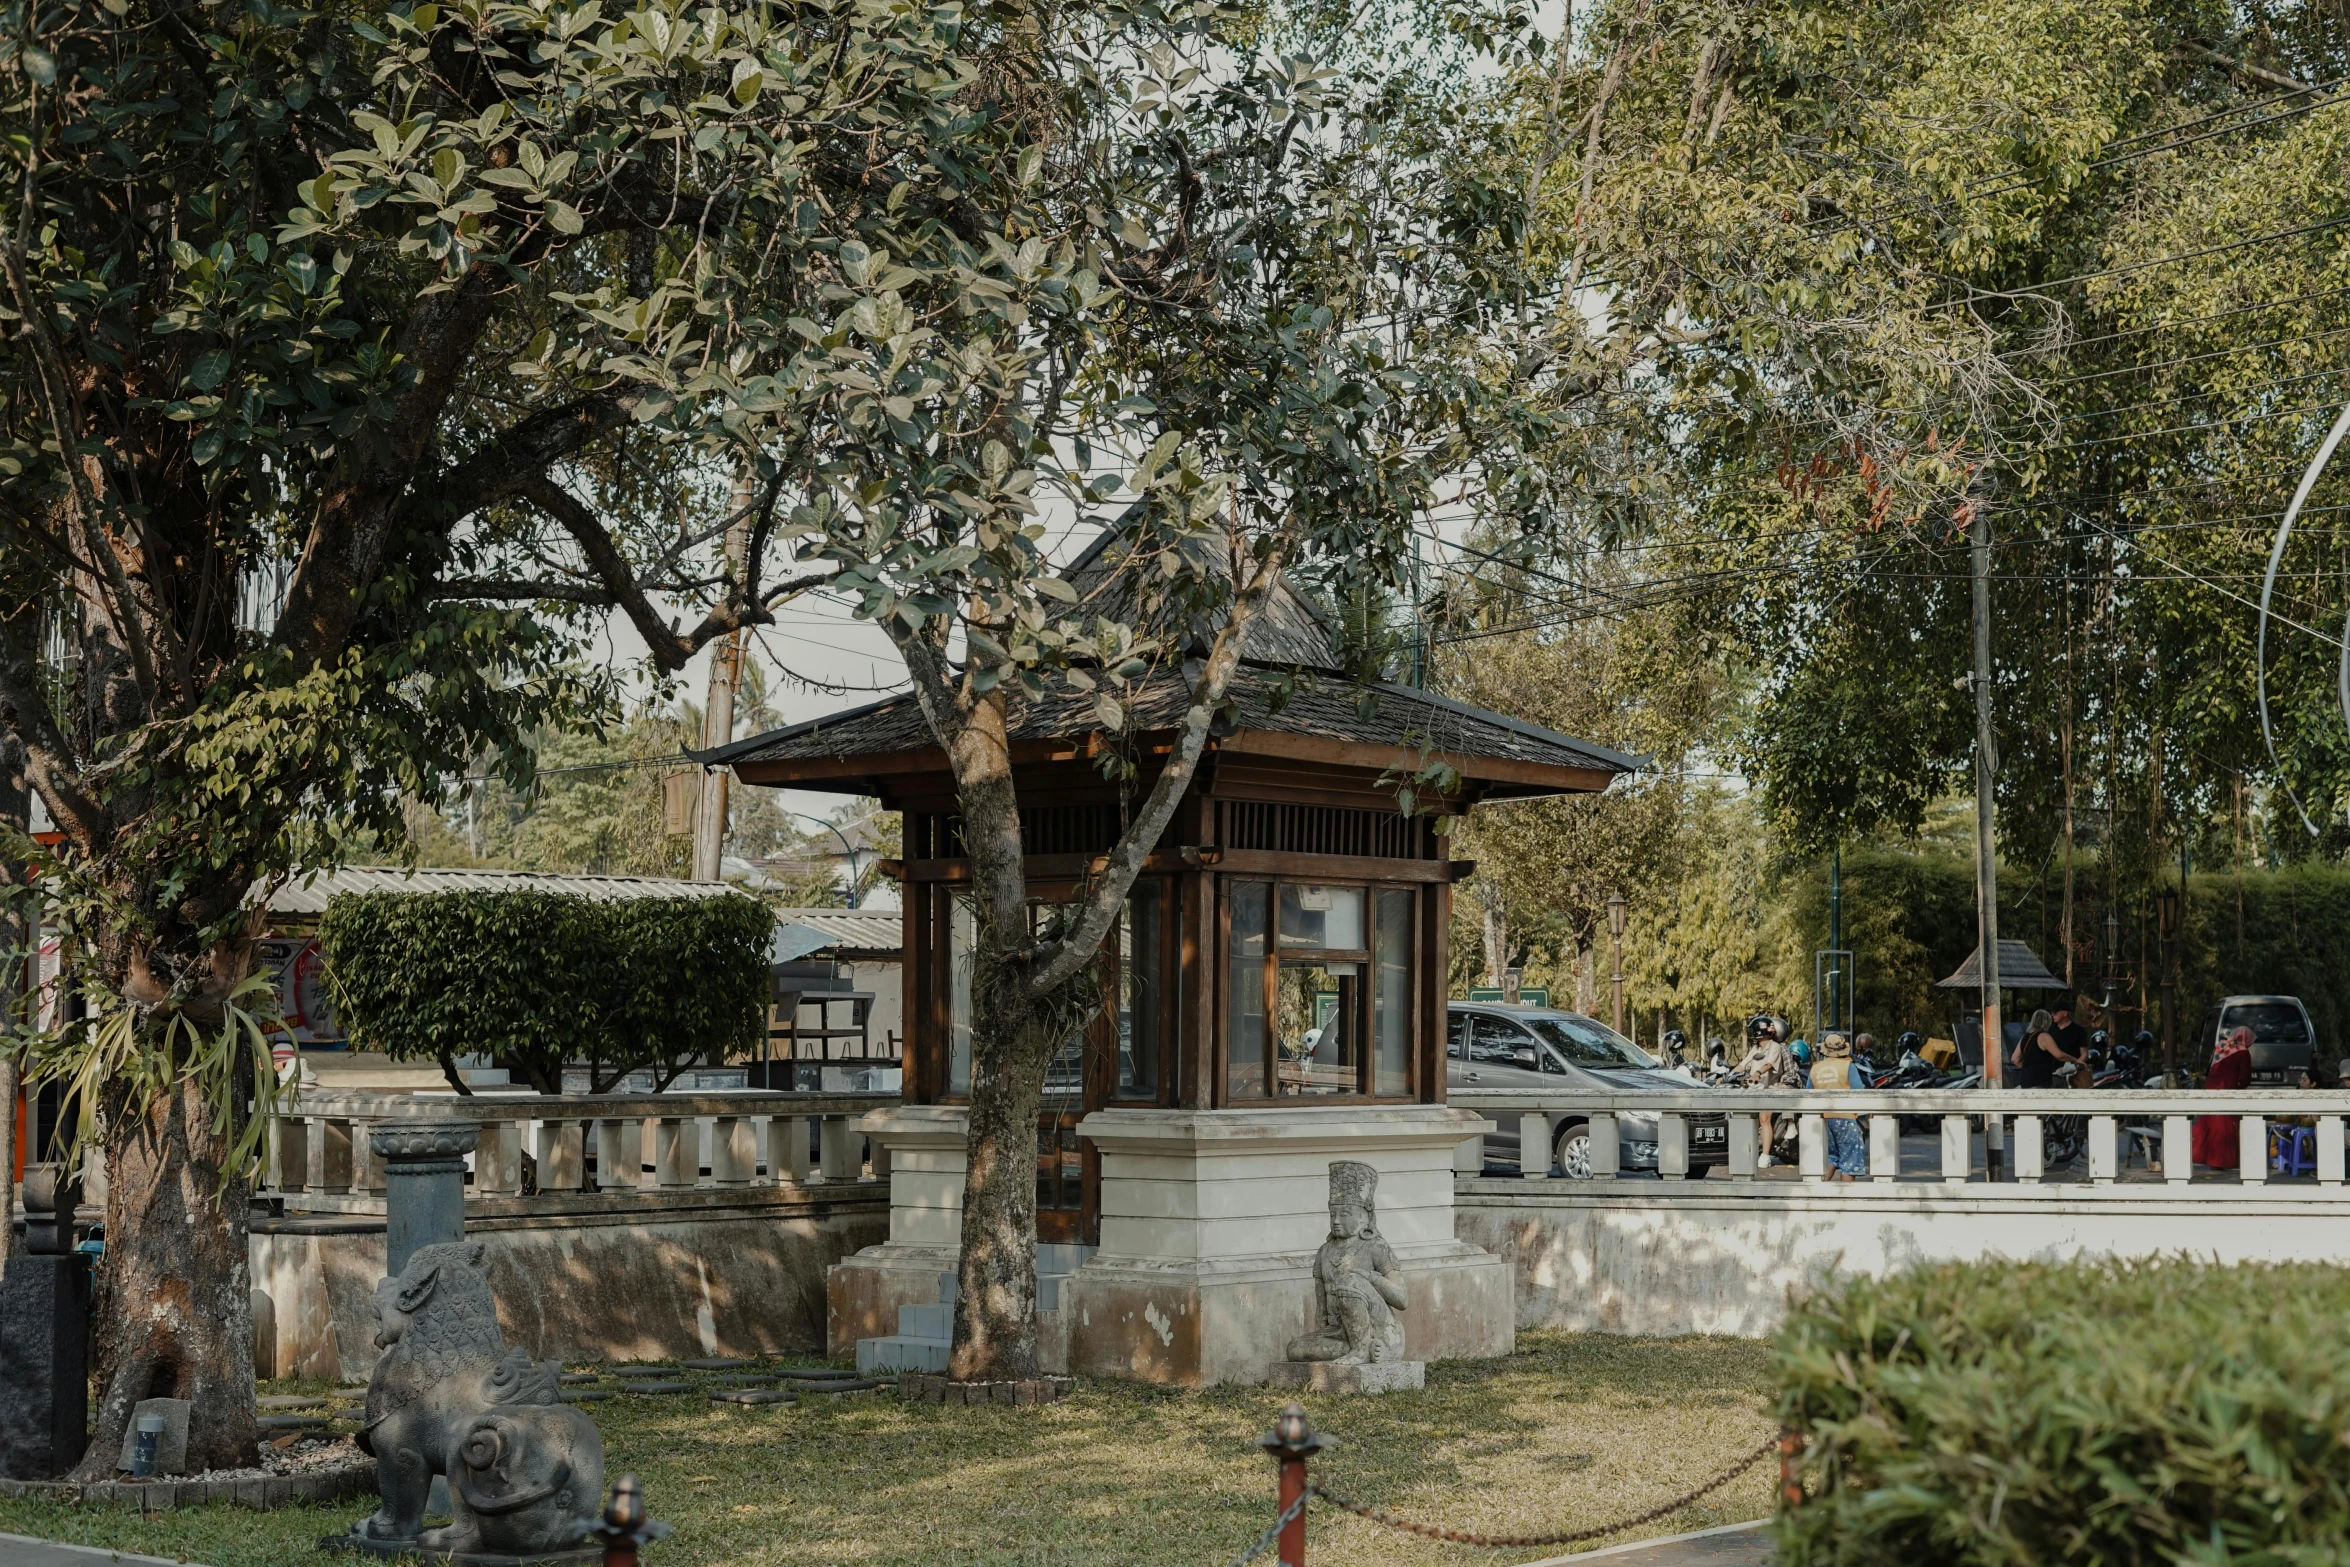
[343,1240,604,1560]
[1284,1161,1408,1365]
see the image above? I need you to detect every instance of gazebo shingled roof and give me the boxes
[1935,939,2070,992]
[696,528,1642,801]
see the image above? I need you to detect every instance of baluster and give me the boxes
[1725,1113,1758,1179]
[351,1120,384,1194]
[1587,1112,1620,1179]
[2239,1115,2268,1185]
[313,1117,352,1195]
[1797,1114,1825,1180]
[2088,1116,2118,1184]
[2014,1115,2044,1183]
[2162,1115,2192,1186]
[1518,1112,1556,1180]
[594,1118,641,1193]
[652,1116,697,1189]
[1939,1114,1970,1183]
[1867,1114,1898,1181]
[272,1114,310,1196]
[1658,1113,1690,1180]
[475,1121,522,1196]
[817,1115,860,1182]
[709,1115,755,1187]
[774,1115,813,1185]
[536,1119,584,1192]
[2322,1117,2346,1187]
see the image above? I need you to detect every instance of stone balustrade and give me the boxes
[261,1089,898,1210]
[1447,1085,2350,1189]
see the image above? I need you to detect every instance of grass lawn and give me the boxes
[0,1332,1776,1567]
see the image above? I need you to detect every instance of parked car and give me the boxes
[1445,1002,1728,1177]
[2199,995,2318,1085]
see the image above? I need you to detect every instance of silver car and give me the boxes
[2198,994,2318,1085]
[1446,1003,1728,1177]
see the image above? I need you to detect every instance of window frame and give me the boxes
[1217,874,1421,1106]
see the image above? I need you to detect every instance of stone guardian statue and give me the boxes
[1276,1162,1419,1390]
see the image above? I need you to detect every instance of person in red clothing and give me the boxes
[2192,1027,2254,1169]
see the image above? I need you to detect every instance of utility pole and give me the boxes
[1969,473,2005,1178]
[692,477,756,883]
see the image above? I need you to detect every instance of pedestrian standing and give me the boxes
[1812,1032,1869,1179]
[2193,1027,2254,1169]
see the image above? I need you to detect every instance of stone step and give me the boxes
[898,1302,950,1339]
[1036,1243,1095,1277]
[857,1335,948,1374]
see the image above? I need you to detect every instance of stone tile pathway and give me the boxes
[1518,1519,1771,1567]
[0,1532,209,1567]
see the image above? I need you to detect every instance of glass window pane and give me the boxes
[1119,884,1162,1099]
[1227,882,1269,1099]
[1278,964,1358,1095]
[949,896,974,1095]
[1277,884,1364,952]
[1375,889,1413,1096]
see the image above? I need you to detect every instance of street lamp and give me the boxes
[1606,892,1627,1038]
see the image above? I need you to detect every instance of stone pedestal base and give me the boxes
[1269,1359,1425,1394]
[0,1254,91,1480]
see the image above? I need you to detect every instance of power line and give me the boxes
[1946,214,2350,308]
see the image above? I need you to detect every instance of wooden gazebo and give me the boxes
[702,534,1635,1382]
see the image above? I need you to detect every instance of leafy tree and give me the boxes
[319,888,772,1092]
[0,0,946,1467]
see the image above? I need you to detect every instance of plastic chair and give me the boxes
[2270,1123,2316,1178]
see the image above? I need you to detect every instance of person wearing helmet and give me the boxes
[1735,1016,1801,1166]
[1661,1028,1691,1067]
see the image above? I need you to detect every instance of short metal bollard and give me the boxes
[1258,1404,1334,1566]
[587,1474,669,1567]
[1779,1429,1806,1509]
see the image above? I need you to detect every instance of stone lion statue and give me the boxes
[346,1241,604,1557]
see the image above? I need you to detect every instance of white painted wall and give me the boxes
[1456,1179,2350,1338]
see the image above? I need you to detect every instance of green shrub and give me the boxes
[317,889,772,1093]
[1773,1257,2350,1564]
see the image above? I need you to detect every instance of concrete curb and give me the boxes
[1515,1517,1771,1567]
[0,1530,217,1565]
[0,1461,376,1511]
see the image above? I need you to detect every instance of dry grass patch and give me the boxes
[0,1331,1773,1567]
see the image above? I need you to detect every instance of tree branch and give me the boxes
[1027,516,1305,998]
[420,394,634,524]
[2184,43,2311,92]
[0,609,109,850]
[520,476,695,669]
[427,578,617,604]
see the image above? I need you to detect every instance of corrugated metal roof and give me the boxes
[771,907,903,958]
[267,866,748,916]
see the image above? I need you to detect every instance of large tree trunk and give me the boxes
[944,692,1060,1381]
[74,1067,259,1477]
[948,955,1067,1381]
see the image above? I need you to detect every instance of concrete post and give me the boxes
[371,1122,479,1278]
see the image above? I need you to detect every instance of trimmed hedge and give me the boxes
[317,889,771,1092]
[1774,1257,2350,1564]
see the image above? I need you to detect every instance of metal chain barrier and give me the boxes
[1223,1489,1312,1567]
[1305,1432,1782,1551]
